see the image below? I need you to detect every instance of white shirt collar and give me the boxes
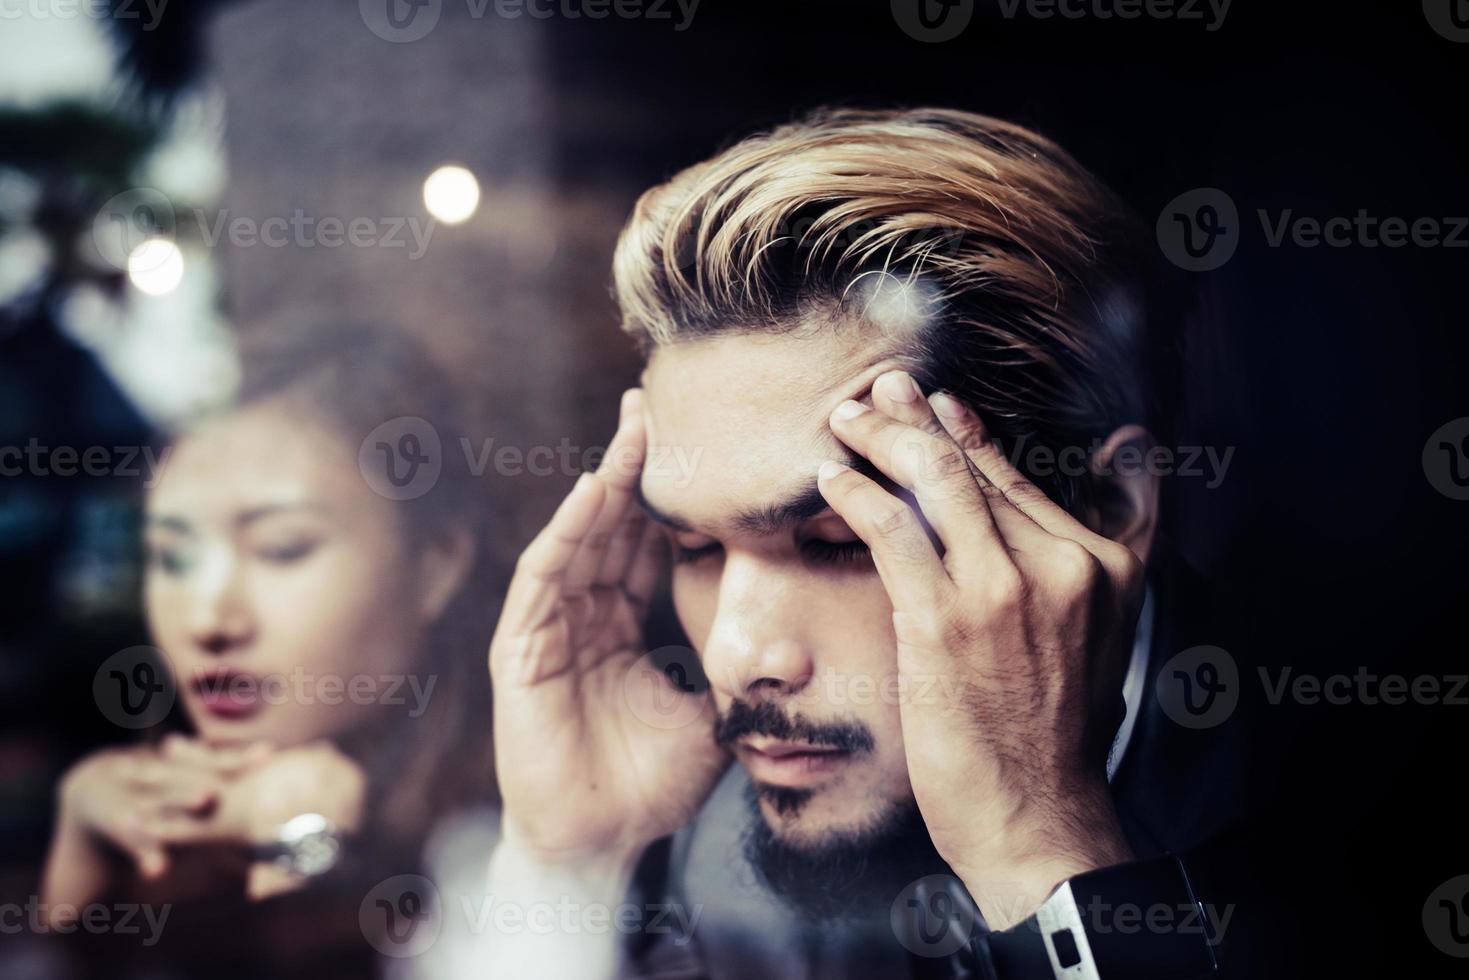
[1107,584,1154,781]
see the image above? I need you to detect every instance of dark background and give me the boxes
[2,1,1466,976]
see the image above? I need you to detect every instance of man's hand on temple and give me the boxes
[488,387,730,875]
[818,369,1145,928]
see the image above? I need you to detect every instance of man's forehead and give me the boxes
[638,330,908,530]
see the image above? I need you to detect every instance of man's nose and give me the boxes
[699,556,815,701]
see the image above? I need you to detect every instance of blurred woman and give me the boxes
[40,321,497,976]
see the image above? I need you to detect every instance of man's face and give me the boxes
[640,324,921,850]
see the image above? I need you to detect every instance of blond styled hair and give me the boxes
[612,107,1154,510]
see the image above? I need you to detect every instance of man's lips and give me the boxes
[739,739,852,786]
[191,670,264,719]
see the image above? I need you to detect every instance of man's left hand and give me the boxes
[818,369,1145,927]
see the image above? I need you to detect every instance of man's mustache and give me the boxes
[713,699,875,754]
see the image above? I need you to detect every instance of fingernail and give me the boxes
[882,371,920,403]
[832,400,868,421]
[817,460,848,480]
[930,392,967,420]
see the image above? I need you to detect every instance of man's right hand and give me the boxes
[488,388,728,870]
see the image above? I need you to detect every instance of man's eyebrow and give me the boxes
[636,453,882,536]
[729,483,832,536]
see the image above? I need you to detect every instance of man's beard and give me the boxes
[741,785,948,924]
[713,698,947,923]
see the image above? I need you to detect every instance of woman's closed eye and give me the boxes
[254,536,322,564]
[145,542,193,576]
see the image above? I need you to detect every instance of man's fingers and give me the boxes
[929,391,1094,542]
[828,395,1010,567]
[930,390,1142,587]
[496,473,606,642]
[567,389,647,593]
[870,370,1047,554]
[622,518,669,614]
[815,459,953,614]
[595,507,649,590]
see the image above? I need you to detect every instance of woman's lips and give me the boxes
[739,740,851,787]
[191,670,264,719]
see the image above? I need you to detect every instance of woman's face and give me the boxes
[144,397,437,748]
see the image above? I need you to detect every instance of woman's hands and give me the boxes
[489,389,729,873]
[50,738,270,880]
[44,735,366,911]
[817,369,1145,927]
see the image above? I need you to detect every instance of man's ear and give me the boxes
[416,524,476,623]
[1085,424,1159,564]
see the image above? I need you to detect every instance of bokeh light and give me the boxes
[422,165,481,225]
[126,238,185,296]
